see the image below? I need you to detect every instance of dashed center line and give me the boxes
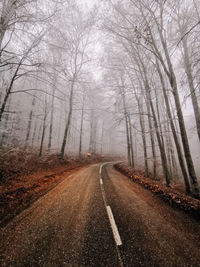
[99,163,122,247]
[106,205,122,246]
[99,164,103,175]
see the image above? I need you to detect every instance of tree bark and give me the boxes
[145,12,199,194]
[136,52,170,185]
[60,78,75,159]
[48,86,56,152]
[146,96,157,179]
[128,113,135,168]
[156,61,191,193]
[79,100,84,158]
[24,95,36,149]
[39,97,48,157]
[182,37,200,142]
[137,95,149,176]
[31,118,38,148]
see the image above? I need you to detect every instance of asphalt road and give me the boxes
[0,163,200,267]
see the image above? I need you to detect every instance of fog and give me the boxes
[0,0,200,193]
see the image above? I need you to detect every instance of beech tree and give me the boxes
[102,0,200,195]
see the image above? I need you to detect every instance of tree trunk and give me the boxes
[167,116,179,180]
[149,92,171,186]
[31,118,38,148]
[38,117,46,157]
[156,21,199,195]
[125,113,131,166]
[38,98,48,157]
[79,101,84,158]
[137,96,149,176]
[100,121,104,155]
[0,97,11,146]
[155,93,165,149]
[128,113,135,168]
[146,96,157,179]
[139,7,198,193]
[121,87,132,166]
[136,52,170,185]
[24,95,36,149]
[60,78,75,159]
[156,61,191,193]
[182,37,200,142]
[48,86,56,152]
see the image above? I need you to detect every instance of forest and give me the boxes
[0,0,200,197]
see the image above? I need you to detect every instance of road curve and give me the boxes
[0,163,200,266]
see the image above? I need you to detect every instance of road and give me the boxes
[0,163,200,266]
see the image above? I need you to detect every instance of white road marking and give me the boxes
[99,163,123,247]
[99,164,103,175]
[106,206,122,246]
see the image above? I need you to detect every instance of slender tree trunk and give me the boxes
[38,117,46,157]
[24,95,36,149]
[140,9,198,193]
[100,121,104,155]
[137,96,149,176]
[164,121,173,179]
[79,101,84,158]
[125,113,131,166]
[121,87,131,166]
[31,118,38,148]
[155,93,165,148]
[156,24,199,194]
[37,121,42,144]
[136,53,170,185]
[48,86,56,152]
[0,98,11,146]
[89,109,94,153]
[182,37,200,142]
[128,113,135,168]
[146,96,157,179]
[134,130,138,166]
[57,105,63,153]
[149,92,171,186]
[156,61,191,193]
[167,117,178,180]
[60,78,75,159]
[39,98,48,157]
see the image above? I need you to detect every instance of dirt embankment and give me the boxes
[0,151,110,227]
[114,163,200,219]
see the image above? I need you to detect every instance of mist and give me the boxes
[0,0,200,194]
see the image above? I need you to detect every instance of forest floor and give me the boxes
[114,163,200,220]
[0,149,110,227]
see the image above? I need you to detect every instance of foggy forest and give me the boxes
[1,0,200,266]
[1,0,200,193]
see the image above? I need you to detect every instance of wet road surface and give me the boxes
[0,163,200,266]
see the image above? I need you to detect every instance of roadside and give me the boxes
[0,164,119,266]
[103,163,200,266]
[114,163,200,219]
[0,150,111,227]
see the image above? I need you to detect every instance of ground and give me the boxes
[0,162,200,266]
